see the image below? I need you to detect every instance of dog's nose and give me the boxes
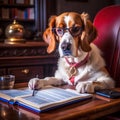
[61,41,71,51]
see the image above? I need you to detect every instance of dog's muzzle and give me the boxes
[61,41,72,56]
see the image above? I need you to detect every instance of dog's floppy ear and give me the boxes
[80,13,97,52]
[43,16,57,53]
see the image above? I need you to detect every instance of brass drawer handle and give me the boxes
[21,69,30,74]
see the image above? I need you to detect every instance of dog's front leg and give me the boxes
[75,76,115,93]
[28,77,64,90]
[75,81,102,93]
[44,77,65,86]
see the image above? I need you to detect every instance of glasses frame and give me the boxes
[52,26,84,37]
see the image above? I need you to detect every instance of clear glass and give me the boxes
[0,75,15,89]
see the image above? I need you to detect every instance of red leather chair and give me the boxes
[93,5,120,88]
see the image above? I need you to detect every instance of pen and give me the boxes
[32,89,35,96]
[32,75,39,96]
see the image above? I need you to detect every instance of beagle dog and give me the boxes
[28,12,114,93]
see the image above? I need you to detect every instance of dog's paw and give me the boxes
[28,78,45,90]
[75,82,95,93]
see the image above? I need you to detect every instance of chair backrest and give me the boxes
[93,5,120,87]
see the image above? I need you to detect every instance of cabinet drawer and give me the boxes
[0,69,6,76]
[8,66,43,83]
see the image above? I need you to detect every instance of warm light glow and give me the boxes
[10,38,16,41]
[1,110,7,117]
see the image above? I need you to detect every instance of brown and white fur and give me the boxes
[28,12,114,93]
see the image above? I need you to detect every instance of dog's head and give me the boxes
[43,12,97,57]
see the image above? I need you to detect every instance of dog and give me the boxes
[28,12,114,93]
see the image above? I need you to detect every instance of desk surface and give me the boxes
[0,83,120,120]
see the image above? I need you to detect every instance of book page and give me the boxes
[0,88,32,101]
[16,87,92,110]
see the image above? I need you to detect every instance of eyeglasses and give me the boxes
[52,26,83,37]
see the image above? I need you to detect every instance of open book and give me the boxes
[0,86,92,113]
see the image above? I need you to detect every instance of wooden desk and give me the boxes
[0,83,120,120]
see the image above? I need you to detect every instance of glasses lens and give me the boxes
[70,26,82,36]
[56,28,64,36]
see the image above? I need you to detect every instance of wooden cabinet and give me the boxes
[0,0,57,83]
[0,42,57,83]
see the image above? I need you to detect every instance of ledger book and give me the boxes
[0,86,92,113]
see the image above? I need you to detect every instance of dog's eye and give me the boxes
[70,26,83,36]
[56,28,64,36]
